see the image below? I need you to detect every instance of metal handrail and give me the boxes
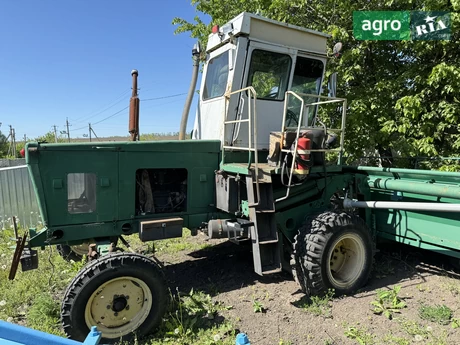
[275,91,347,203]
[276,91,305,202]
[223,86,260,207]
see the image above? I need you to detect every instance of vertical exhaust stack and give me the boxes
[129,69,140,141]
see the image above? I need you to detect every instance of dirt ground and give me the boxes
[155,232,460,345]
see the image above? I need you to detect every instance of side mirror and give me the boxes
[328,73,337,98]
[333,42,342,57]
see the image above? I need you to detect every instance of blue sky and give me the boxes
[0,0,209,140]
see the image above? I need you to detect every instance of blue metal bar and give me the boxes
[0,321,102,345]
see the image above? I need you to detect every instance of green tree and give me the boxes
[0,132,8,158]
[35,131,66,144]
[173,0,460,169]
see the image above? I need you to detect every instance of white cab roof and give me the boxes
[206,12,330,56]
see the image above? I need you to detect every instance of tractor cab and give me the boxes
[192,12,343,160]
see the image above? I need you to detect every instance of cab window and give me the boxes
[291,57,324,95]
[203,52,229,100]
[247,50,291,101]
[287,57,324,126]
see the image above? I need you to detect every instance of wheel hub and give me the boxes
[327,233,366,289]
[112,296,128,312]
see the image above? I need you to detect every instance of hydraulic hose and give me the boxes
[179,42,201,140]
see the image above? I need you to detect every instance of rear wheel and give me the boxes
[57,243,88,262]
[294,211,373,296]
[61,252,168,343]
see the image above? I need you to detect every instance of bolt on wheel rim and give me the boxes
[327,233,365,289]
[84,276,152,339]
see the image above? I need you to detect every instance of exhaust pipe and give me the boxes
[129,69,140,141]
[179,42,201,140]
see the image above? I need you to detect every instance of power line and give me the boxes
[70,88,131,123]
[72,106,129,132]
[72,90,131,125]
[71,93,189,133]
[141,92,189,102]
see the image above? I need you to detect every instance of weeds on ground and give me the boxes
[440,280,460,297]
[343,324,376,345]
[148,288,235,345]
[0,229,78,336]
[27,295,61,334]
[152,229,211,255]
[373,255,396,279]
[417,284,431,293]
[252,299,264,313]
[451,318,460,329]
[382,334,410,345]
[371,285,406,320]
[300,289,334,318]
[418,304,452,325]
[398,318,448,345]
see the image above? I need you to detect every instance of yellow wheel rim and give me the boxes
[327,233,365,289]
[84,276,152,339]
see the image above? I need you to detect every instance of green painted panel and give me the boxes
[37,150,118,226]
[378,231,460,259]
[26,140,221,247]
[33,140,221,153]
[376,210,460,247]
[191,167,215,213]
[373,188,460,257]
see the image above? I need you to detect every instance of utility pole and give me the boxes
[7,125,12,156]
[53,125,58,143]
[66,118,71,142]
[12,127,16,157]
[90,125,99,142]
[7,125,16,157]
[89,123,92,142]
[23,134,26,144]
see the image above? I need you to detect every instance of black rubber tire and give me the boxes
[294,211,373,297]
[57,244,84,262]
[61,252,168,343]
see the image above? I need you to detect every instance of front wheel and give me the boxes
[61,252,168,343]
[294,211,373,296]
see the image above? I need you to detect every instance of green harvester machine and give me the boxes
[9,11,460,343]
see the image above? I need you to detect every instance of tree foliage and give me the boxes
[0,131,7,158]
[173,0,460,168]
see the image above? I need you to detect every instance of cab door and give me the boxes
[193,37,248,143]
[287,53,326,127]
[227,41,296,150]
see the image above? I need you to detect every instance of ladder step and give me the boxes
[259,239,279,245]
[262,266,282,275]
[246,175,281,276]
